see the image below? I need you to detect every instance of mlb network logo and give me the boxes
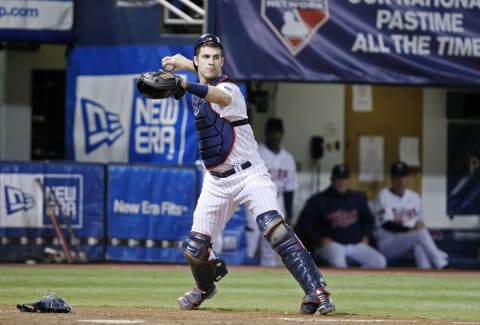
[81,98,124,154]
[4,185,35,215]
[261,0,330,55]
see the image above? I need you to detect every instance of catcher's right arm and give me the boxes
[136,70,185,100]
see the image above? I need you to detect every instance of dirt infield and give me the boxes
[1,306,478,325]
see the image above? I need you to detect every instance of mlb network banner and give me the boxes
[213,0,480,85]
[0,161,105,261]
[66,45,198,164]
[0,0,73,42]
[447,123,480,215]
[106,164,248,264]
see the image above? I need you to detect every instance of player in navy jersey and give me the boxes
[296,164,386,268]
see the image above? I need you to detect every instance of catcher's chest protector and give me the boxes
[193,76,236,169]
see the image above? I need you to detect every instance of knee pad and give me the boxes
[256,210,302,256]
[256,210,283,237]
[182,232,211,264]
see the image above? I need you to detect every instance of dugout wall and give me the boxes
[0,161,248,265]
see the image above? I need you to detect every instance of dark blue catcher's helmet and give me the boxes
[194,33,223,55]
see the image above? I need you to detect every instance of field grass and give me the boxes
[1,265,479,322]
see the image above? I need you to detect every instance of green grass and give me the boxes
[1,265,479,321]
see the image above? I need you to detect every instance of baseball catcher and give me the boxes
[136,70,185,100]
[160,33,336,316]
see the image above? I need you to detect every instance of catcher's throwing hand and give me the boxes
[136,70,185,100]
[162,54,195,72]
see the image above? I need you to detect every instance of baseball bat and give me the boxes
[35,178,73,264]
[47,185,87,263]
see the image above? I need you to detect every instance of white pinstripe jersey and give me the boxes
[206,81,265,172]
[192,80,279,239]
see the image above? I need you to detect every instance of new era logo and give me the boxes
[261,0,330,56]
[81,98,124,154]
[4,185,35,215]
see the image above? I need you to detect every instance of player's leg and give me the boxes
[240,172,335,315]
[378,229,447,269]
[376,232,419,260]
[346,243,387,268]
[177,232,228,310]
[315,241,348,268]
[245,211,261,260]
[413,244,432,269]
[256,210,336,315]
[414,228,448,269]
[177,183,235,310]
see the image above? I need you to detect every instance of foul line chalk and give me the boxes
[77,321,144,324]
[280,319,480,324]
[279,319,417,323]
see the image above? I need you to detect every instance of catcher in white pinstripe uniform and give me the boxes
[161,34,336,315]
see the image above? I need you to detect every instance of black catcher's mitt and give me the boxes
[136,70,185,100]
[17,293,73,313]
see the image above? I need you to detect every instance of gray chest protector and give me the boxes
[192,76,248,169]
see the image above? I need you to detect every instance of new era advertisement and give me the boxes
[0,162,105,261]
[106,164,248,264]
[67,45,198,164]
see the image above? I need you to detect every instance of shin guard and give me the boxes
[256,210,328,294]
[182,232,228,293]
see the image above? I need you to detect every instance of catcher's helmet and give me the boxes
[194,33,223,54]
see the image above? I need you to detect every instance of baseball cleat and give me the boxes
[300,288,336,315]
[177,286,217,310]
[318,297,336,315]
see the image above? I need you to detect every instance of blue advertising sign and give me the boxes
[106,164,248,264]
[447,123,480,215]
[0,161,105,261]
[66,45,199,164]
[106,164,198,262]
[212,0,480,85]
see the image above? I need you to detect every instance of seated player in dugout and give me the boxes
[372,161,450,269]
[295,163,387,268]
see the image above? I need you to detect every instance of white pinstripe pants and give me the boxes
[192,166,280,247]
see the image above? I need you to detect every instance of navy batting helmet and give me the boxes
[194,33,223,55]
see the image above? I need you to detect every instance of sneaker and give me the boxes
[300,288,336,315]
[177,286,217,310]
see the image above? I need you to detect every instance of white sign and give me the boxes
[353,84,373,112]
[399,136,420,167]
[359,136,384,182]
[0,0,73,30]
[74,75,134,163]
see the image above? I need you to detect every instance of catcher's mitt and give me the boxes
[136,70,185,100]
[17,292,73,313]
